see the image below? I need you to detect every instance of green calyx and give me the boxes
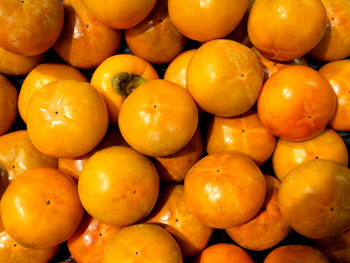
[111,72,147,100]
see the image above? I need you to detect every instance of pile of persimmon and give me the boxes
[0,0,349,262]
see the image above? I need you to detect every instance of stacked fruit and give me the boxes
[0,0,349,262]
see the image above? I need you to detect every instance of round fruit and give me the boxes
[0,74,18,136]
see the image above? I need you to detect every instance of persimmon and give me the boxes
[0,168,84,249]
[195,243,254,263]
[226,175,290,251]
[273,128,348,181]
[314,228,350,263]
[278,159,350,239]
[81,0,156,29]
[103,224,182,263]
[0,0,64,56]
[168,0,249,42]
[187,39,264,117]
[125,0,186,64]
[164,49,196,89]
[309,0,350,61]
[153,127,203,183]
[54,0,122,69]
[90,54,159,124]
[68,215,122,263]
[18,63,87,123]
[264,245,330,263]
[184,151,266,229]
[319,60,350,131]
[26,80,108,158]
[206,109,276,166]
[118,79,198,157]
[248,0,328,61]
[0,130,57,196]
[144,184,213,257]
[0,46,43,76]
[78,146,159,226]
[0,74,18,136]
[257,65,337,141]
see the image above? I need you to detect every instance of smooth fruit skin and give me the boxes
[184,151,266,229]
[91,54,159,124]
[118,79,198,157]
[18,63,87,123]
[54,0,122,69]
[1,168,84,249]
[226,175,290,251]
[26,80,108,158]
[309,0,350,61]
[248,0,328,61]
[81,0,156,29]
[195,243,254,263]
[125,0,186,64]
[103,224,183,263]
[144,184,213,257]
[264,245,330,263]
[0,0,64,56]
[168,0,249,42]
[257,65,337,141]
[0,74,18,136]
[273,128,349,181]
[278,159,350,239]
[78,146,159,226]
[187,39,264,117]
[319,60,350,131]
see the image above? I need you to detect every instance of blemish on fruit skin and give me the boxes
[99,233,102,237]
[315,156,319,159]
[307,115,312,119]
[216,169,220,173]
[330,207,334,211]
[132,190,136,194]
[12,165,15,169]
[241,129,245,133]
[13,244,17,247]
[46,200,51,205]
[135,251,139,255]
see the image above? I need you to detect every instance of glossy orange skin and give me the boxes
[248,0,327,61]
[58,127,127,180]
[168,0,249,42]
[195,243,254,263]
[257,65,337,141]
[68,215,122,263]
[273,128,349,181]
[0,46,43,76]
[310,0,350,61]
[54,0,121,69]
[125,0,186,64]
[103,224,182,263]
[18,63,87,123]
[1,168,84,249]
[78,146,159,226]
[0,130,57,196]
[226,175,290,251]
[187,39,264,117]
[315,228,350,263]
[153,127,203,183]
[164,49,196,89]
[81,0,156,29]
[0,0,63,56]
[278,159,350,239]
[0,74,18,136]
[91,54,159,124]
[27,80,108,158]
[144,184,213,257]
[184,151,266,229]
[206,109,276,166]
[264,245,330,263]
[119,79,198,157]
[252,47,309,80]
[319,60,350,131]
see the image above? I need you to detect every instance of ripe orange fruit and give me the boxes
[78,146,159,226]
[257,65,337,141]
[118,79,198,157]
[1,168,84,249]
[184,151,266,229]
[0,74,18,136]
[187,39,264,117]
[103,224,182,263]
